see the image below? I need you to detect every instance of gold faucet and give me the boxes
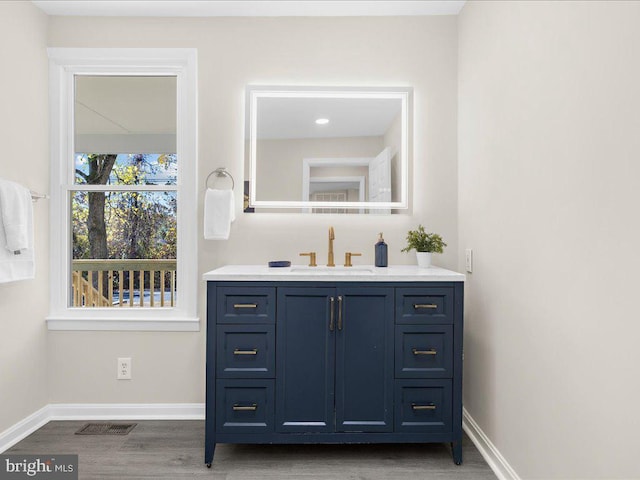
[344,252,362,267]
[299,252,317,267]
[327,226,335,267]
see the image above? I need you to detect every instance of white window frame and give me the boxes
[46,48,199,331]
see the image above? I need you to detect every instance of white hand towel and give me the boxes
[0,178,32,252]
[0,178,35,283]
[204,188,235,240]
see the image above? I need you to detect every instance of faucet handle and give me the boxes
[299,252,317,267]
[344,252,362,267]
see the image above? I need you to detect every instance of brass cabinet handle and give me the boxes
[413,303,437,309]
[234,303,258,309]
[232,404,258,411]
[412,348,437,356]
[337,296,343,331]
[329,297,335,331]
[412,403,436,411]
[233,348,258,355]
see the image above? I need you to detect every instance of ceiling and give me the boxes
[257,96,401,140]
[32,1,466,17]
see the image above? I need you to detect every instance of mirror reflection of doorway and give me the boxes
[368,147,392,203]
[309,177,365,214]
[302,147,391,213]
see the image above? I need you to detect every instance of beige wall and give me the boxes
[458,1,640,478]
[46,16,458,404]
[0,2,49,433]
[47,332,204,403]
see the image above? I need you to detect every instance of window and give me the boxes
[47,49,198,331]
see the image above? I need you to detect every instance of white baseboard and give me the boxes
[3,401,519,479]
[463,407,521,480]
[0,405,51,454]
[48,403,205,421]
[0,403,205,453]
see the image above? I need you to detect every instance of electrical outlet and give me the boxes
[117,357,132,380]
[465,249,473,273]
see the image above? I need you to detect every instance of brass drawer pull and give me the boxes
[337,296,343,331]
[234,303,258,309]
[412,348,437,356]
[329,297,335,331]
[233,348,258,355]
[413,303,437,309]
[412,403,436,411]
[232,404,258,411]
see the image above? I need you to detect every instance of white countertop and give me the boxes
[203,264,465,282]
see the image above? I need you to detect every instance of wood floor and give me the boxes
[6,421,497,479]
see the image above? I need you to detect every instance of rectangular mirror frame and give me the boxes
[247,86,411,212]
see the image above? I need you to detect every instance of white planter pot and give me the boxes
[416,252,432,268]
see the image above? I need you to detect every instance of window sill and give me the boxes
[46,316,200,331]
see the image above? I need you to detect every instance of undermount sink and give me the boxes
[290,265,376,275]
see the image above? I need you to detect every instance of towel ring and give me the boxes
[205,168,235,190]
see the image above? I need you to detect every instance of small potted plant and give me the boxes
[401,225,446,268]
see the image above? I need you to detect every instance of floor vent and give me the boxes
[75,423,137,435]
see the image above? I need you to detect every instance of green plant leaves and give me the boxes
[401,224,447,253]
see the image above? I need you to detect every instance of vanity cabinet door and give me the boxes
[275,287,336,433]
[335,287,394,432]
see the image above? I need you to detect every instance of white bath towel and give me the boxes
[204,188,235,240]
[0,178,35,283]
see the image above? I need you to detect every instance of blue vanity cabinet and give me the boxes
[205,280,464,467]
[276,286,394,433]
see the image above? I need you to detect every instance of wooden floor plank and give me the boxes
[6,421,497,479]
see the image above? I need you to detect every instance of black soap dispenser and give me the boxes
[375,233,388,267]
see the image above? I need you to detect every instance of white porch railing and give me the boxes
[71,259,177,308]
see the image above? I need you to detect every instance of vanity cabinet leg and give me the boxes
[205,442,216,468]
[451,441,463,465]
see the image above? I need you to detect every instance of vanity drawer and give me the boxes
[394,379,452,433]
[216,379,274,433]
[395,325,453,378]
[396,288,454,324]
[217,325,275,378]
[217,287,276,324]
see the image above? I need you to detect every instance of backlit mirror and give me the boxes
[246,86,411,213]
